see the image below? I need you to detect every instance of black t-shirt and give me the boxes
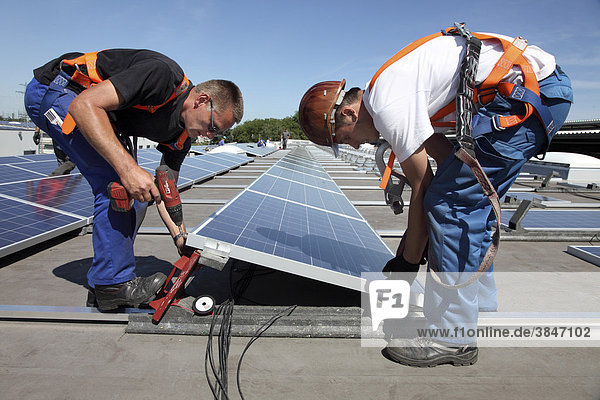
[33,49,191,171]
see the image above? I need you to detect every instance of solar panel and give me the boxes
[234,143,278,157]
[567,246,600,267]
[188,146,393,291]
[0,175,94,217]
[0,165,46,184]
[501,210,600,230]
[501,192,571,205]
[0,148,253,259]
[0,196,88,258]
[0,156,33,164]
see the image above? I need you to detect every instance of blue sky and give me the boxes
[1,0,598,122]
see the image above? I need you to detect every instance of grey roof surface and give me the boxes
[0,146,599,399]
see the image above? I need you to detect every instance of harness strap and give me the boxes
[131,76,191,114]
[427,147,501,289]
[473,82,556,139]
[378,151,396,189]
[378,23,503,289]
[161,130,190,151]
[61,52,102,89]
[58,51,191,148]
[431,36,540,129]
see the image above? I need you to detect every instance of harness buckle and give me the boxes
[477,88,498,106]
[492,115,506,131]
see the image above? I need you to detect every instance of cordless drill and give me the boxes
[107,166,183,227]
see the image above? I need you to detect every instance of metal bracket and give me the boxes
[375,140,409,215]
[540,171,560,188]
[508,199,533,231]
[199,238,231,271]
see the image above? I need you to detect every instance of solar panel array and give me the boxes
[567,245,600,267]
[233,143,278,157]
[191,143,278,158]
[0,148,252,258]
[501,209,600,231]
[189,146,393,291]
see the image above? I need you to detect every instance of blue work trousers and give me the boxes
[24,77,148,288]
[422,67,573,343]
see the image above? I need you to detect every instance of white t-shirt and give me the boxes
[363,33,556,162]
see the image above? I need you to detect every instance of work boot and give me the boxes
[93,272,167,311]
[381,337,478,367]
[49,160,76,176]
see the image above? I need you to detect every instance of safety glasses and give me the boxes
[208,99,219,133]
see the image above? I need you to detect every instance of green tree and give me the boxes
[219,112,305,144]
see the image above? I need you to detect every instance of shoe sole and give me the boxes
[381,347,478,367]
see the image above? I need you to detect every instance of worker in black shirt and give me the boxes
[24,49,244,311]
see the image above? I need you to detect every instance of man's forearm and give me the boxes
[67,80,159,203]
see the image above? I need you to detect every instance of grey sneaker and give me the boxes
[382,337,478,367]
[93,272,167,311]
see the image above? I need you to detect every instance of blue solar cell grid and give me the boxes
[0,175,94,217]
[197,191,391,275]
[248,175,360,219]
[0,146,251,258]
[0,197,83,254]
[0,156,33,164]
[0,165,46,184]
[193,147,392,285]
[502,210,600,229]
[235,143,277,157]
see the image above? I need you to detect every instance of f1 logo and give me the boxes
[368,280,410,331]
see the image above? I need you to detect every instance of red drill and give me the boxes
[107,166,183,227]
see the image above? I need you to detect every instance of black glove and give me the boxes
[396,236,429,265]
[382,254,420,283]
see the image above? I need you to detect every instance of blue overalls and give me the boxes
[25,74,148,288]
[422,67,573,344]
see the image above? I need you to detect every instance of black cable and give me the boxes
[236,305,297,400]
[206,261,297,399]
[205,299,235,400]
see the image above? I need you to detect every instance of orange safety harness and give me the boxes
[375,27,543,191]
[59,52,191,150]
[373,24,552,288]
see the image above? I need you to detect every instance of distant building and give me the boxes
[0,120,159,157]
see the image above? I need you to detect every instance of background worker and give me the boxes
[25,49,244,311]
[218,135,226,146]
[280,128,290,149]
[33,126,76,175]
[299,25,572,367]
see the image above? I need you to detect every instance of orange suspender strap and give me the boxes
[431,35,539,129]
[369,31,444,92]
[161,130,190,151]
[373,31,542,191]
[60,50,190,134]
[372,31,448,189]
[379,151,396,189]
[61,52,102,89]
[132,76,191,114]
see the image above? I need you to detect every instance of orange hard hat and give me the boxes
[298,79,346,157]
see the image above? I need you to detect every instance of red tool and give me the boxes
[155,165,183,226]
[150,250,203,323]
[107,166,183,226]
[107,181,133,212]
